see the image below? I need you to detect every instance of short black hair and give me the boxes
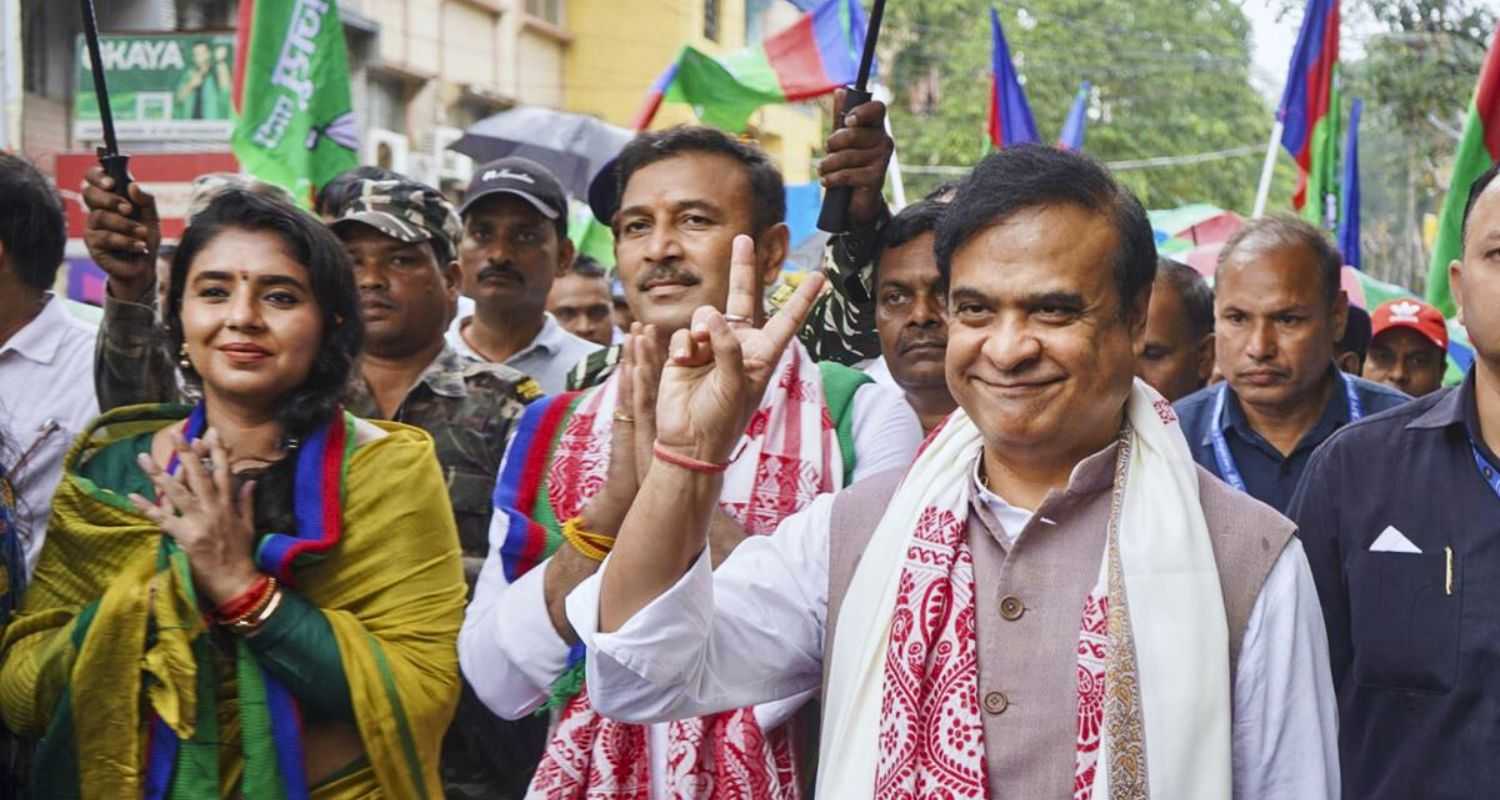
[1156,258,1214,339]
[568,254,608,280]
[875,198,946,289]
[1461,160,1500,254]
[933,145,1157,319]
[0,153,67,291]
[1217,214,1343,303]
[168,189,363,443]
[1338,304,1372,361]
[614,126,785,233]
[316,165,405,218]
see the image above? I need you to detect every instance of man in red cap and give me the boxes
[1365,298,1449,397]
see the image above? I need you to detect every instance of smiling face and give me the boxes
[945,204,1144,462]
[1214,243,1346,413]
[178,228,324,407]
[338,224,456,358]
[458,194,570,321]
[613,152,786,334]
[876,232,949,393]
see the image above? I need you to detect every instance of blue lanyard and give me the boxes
[1472,441,1500,501]
[1211,374,1364,493]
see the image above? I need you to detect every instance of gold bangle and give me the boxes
[561,517,615,562]
[229,586,284,636]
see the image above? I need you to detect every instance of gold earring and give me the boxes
[178,343,192,370]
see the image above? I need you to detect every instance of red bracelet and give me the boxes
[652,442,731,475]
[214,574,272,621]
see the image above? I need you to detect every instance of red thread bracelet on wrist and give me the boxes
[214,574,272,621]
[652,442,731,474]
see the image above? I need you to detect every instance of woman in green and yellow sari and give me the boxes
[0,189,466,798]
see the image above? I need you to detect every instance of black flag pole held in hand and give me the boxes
[81,0,134,199]
[816,0,886,234]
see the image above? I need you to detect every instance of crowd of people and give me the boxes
[0,88,1494,799]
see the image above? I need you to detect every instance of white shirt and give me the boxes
[0,294,100,574]
[446,311,602,395]
[565,496,1340,800]
[863,355,898,390]
[460,381,923,798]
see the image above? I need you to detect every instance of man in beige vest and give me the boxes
[566,146,1338,798]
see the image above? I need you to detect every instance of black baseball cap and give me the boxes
[459,157,569,227]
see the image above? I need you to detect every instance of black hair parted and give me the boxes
[933,145,1158,319]
[614,126,785,233]
[167,189,363,444]
[0,153,67,292]
[1462,160,1500,255]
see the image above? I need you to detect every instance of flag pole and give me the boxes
[817,0,886,233]
[1252,120,1283,218]
[872,83,907,209]
[80,0,133,196]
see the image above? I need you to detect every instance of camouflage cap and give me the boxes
[331,178,464,261]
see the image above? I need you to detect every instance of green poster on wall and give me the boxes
[74,32,237,142]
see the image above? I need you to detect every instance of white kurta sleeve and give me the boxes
[566,493,837,724]
[848,382,924,481]
[460,511,574,720]
[1230,537,1340,800]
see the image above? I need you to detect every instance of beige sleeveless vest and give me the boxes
[821,443,1295,798]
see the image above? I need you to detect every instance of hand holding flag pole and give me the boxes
[80,0,133,199]
[817,0,885,233]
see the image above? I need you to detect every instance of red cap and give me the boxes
[1371,299,1448,351]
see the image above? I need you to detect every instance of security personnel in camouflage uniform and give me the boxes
[82,169,548,799]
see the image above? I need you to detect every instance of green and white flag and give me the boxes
[231,0,358,205]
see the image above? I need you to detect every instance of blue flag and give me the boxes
[1058,80,1091,151]
[988,7,1039,149]
[1337,97,1362,269]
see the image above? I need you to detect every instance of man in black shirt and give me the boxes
[1289,161,1500,799]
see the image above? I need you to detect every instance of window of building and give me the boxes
[366,73,408,135]
[703,0,720,42]
[525,0,563,26]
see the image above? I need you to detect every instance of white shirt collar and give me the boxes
[1,294,84,366]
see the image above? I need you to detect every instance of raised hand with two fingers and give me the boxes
[653,235,825,466]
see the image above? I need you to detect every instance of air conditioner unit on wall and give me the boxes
[406,153,439,187]
[365,128,409,174]
[431,126,473,183]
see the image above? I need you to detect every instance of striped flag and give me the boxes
[1058,80,1091,151]
[1426,22,1500,317]
[1277,0,1340,219]
[988,6,1039,149]
[631,0,866,133]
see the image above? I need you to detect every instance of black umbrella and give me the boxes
[450,107,634,199]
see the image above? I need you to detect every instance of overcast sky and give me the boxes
[1243,0,1300,102]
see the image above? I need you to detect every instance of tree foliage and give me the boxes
[882,0,1296,212]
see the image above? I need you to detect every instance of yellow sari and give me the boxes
[0,405,465,799]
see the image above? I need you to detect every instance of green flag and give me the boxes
[231,0,358,205]
[1303,76,1342,230]
[1426,24,1500,317]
